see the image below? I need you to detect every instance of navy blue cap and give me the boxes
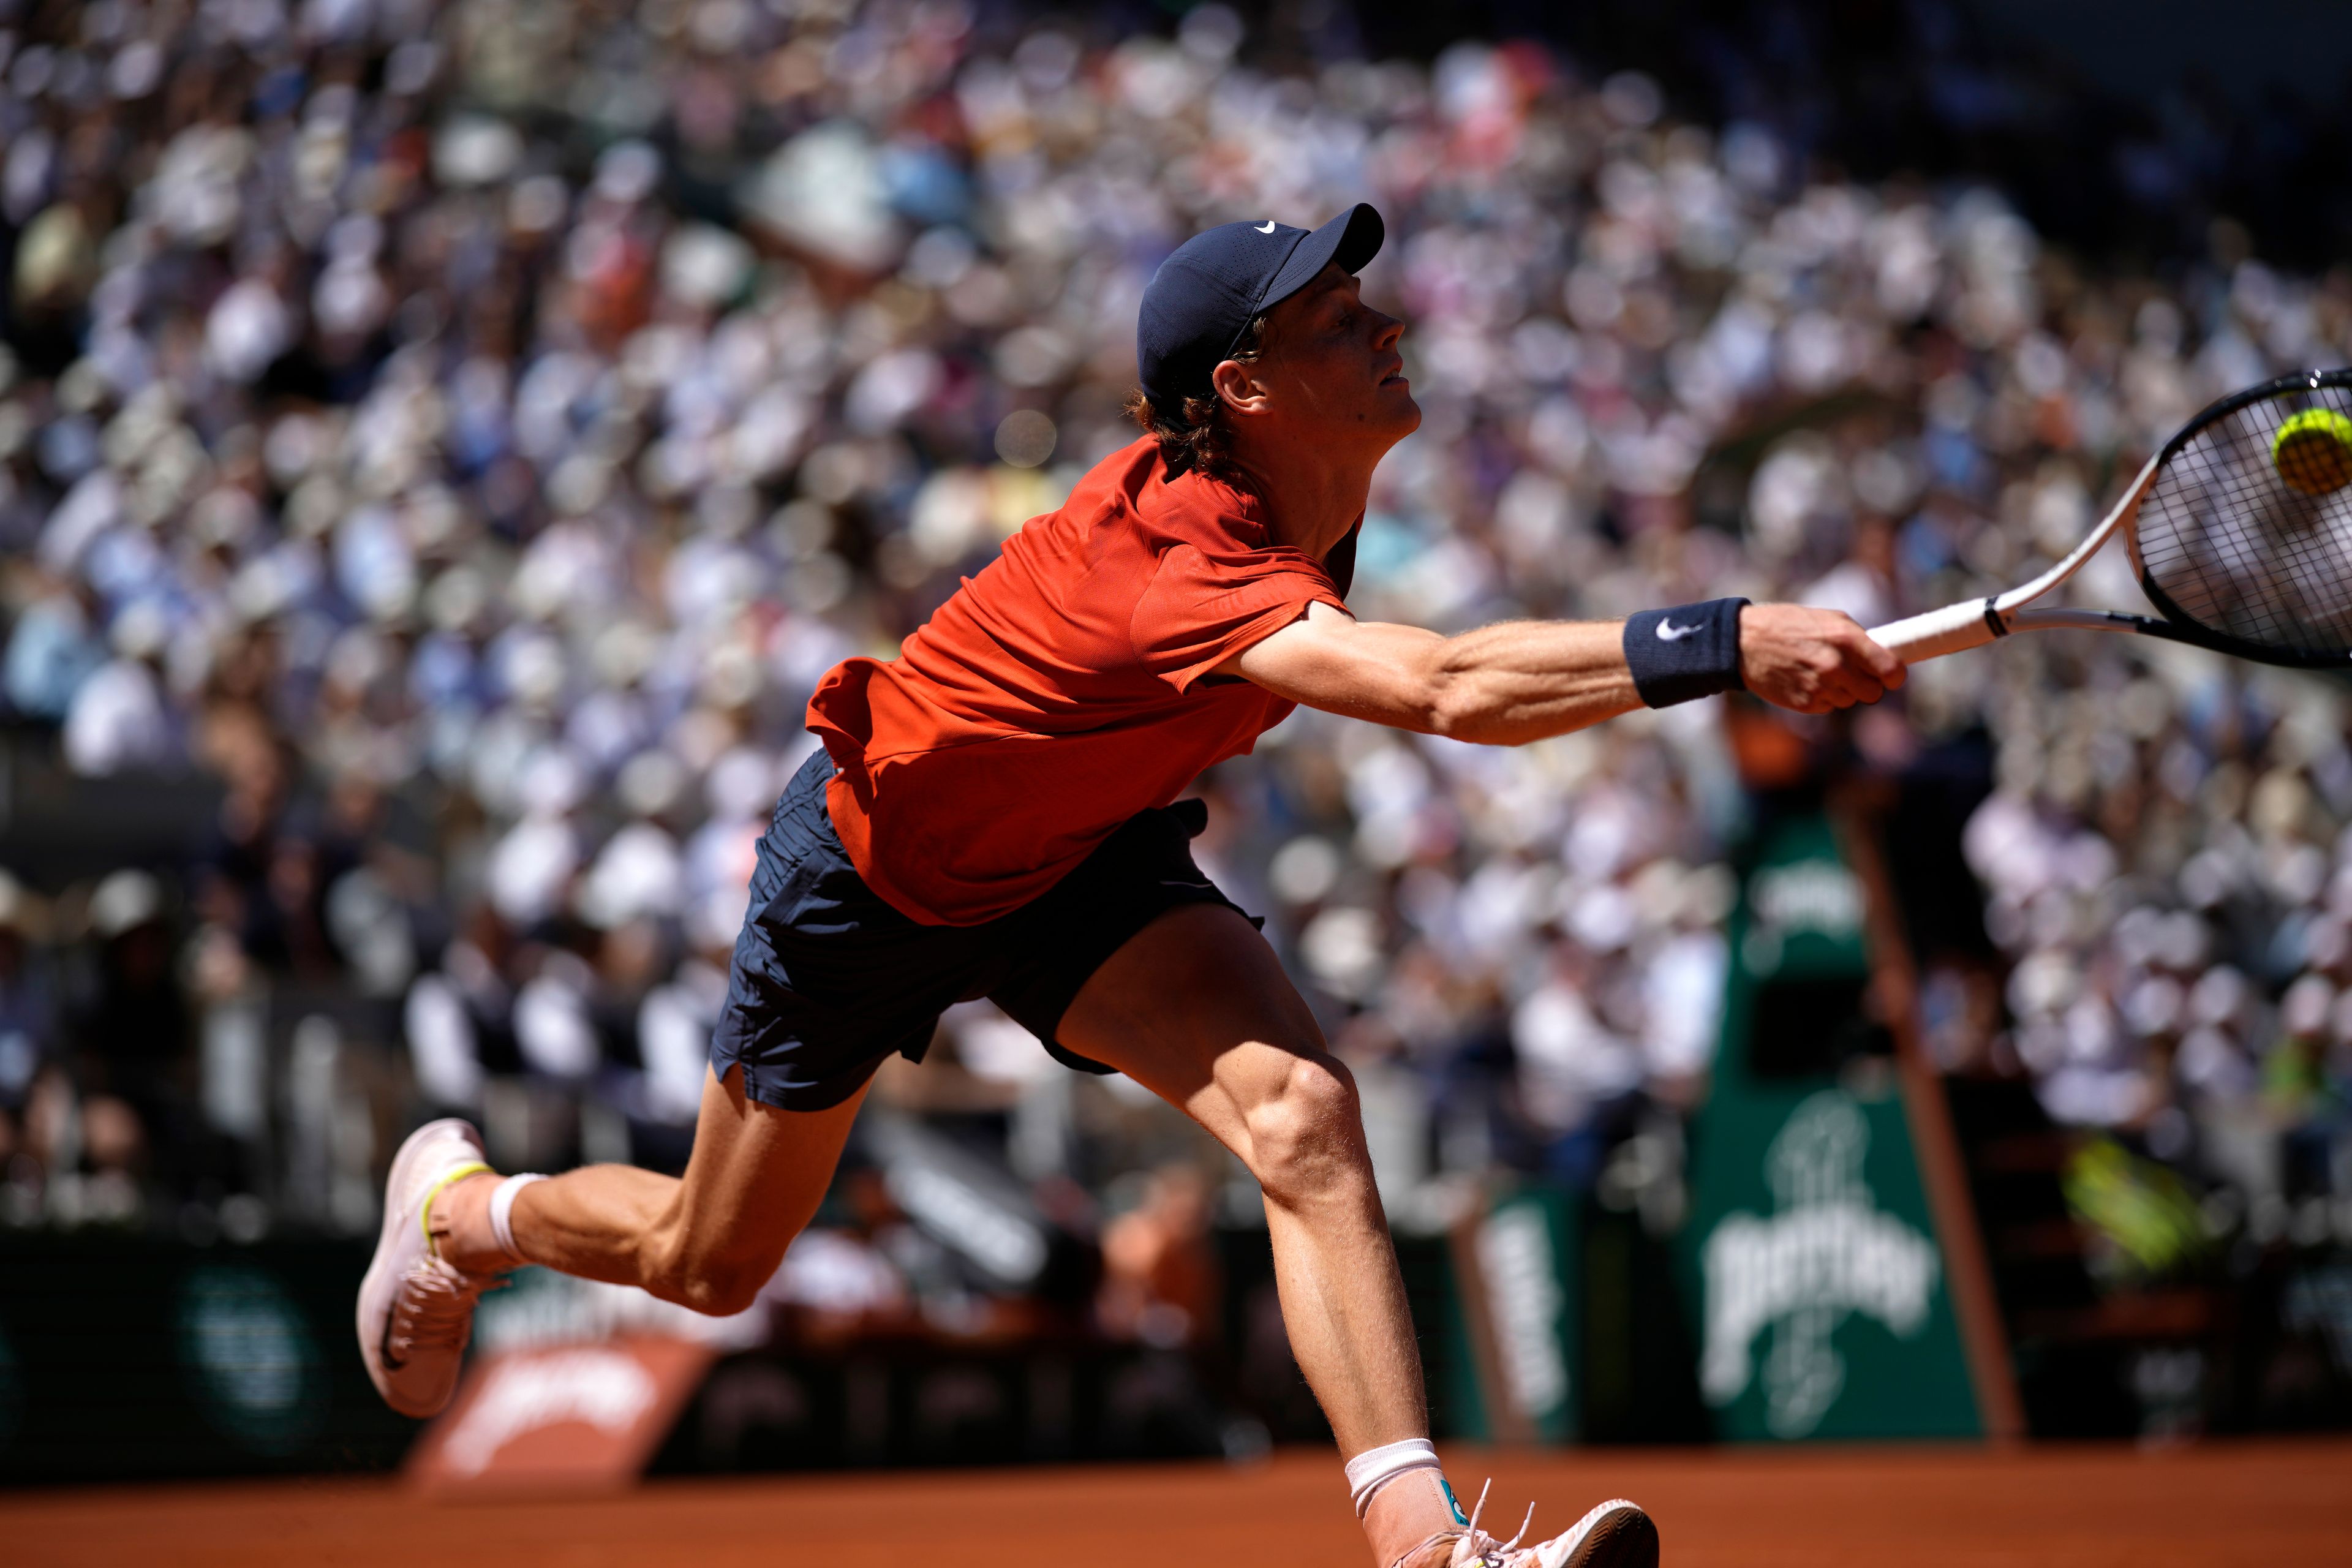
[1137,203,1385,412]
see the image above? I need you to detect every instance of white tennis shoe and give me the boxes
[1397,1487,1659,1568]
[1510,1496,1657,1568]
[356,1118,500,1418]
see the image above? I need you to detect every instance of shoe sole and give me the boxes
[1551,1501,1658,1568]
[355,1118,482,1417]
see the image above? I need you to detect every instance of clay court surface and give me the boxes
[9,1440,2350,1566]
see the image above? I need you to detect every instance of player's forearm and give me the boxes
[1236,600,1902,736]
[1417,619,1642,744]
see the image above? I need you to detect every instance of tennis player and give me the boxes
[361,205,1901,1567]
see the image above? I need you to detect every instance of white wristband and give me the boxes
[488,1173,548,1261]
[1345,1437,1442,1518]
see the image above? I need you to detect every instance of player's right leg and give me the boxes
[358,1064,863,1418]
[1058,903,1657,1568]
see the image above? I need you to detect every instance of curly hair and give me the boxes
[1121,312,1269,484]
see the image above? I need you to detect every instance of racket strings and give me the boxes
[2149,402,2351,646]
[2136,381,2352,658]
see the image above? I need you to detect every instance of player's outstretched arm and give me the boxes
[1219,600,1903,745]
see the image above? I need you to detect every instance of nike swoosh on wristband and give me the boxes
[1656,619,1700,641]
[1255,220,1276,233]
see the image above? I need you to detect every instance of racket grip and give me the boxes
[1866,599,2000,663]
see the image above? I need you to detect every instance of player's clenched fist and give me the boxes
[1738,603,1907,714]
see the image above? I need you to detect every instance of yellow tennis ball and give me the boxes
[2271,407,2352,497]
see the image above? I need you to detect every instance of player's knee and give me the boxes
[1241,1054,1367,1204]
[643,1216,788,1318]
[674,1258,770,1318]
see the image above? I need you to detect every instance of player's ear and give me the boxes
[1211,356,1273,417]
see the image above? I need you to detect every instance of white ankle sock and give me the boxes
[1346,1437,1444,1519]
[487,1173,547,1262]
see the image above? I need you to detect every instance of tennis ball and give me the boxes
[2271,407,2352,497]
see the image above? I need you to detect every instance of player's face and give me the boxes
[1250,263,1420,450]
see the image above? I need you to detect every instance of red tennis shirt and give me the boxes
[805,437,1357,926]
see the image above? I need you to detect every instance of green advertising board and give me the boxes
[1681,813,1983,1441]
[0,1234,415,1483]
[1439,1185,1582,1444]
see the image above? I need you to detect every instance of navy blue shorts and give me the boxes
[709,749,1257,1112]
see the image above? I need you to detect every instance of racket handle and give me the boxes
[1867,599,2000,663]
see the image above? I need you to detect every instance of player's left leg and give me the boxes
[358,1063,865,1419]
[1058,903,1656,1568]
[429,1063,865,1304]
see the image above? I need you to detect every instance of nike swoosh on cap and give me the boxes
[1656,620,1700,641]
[1255,220,1276,233]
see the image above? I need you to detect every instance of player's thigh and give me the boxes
[1055,901,1346,1155]
[664,1062,868,1270]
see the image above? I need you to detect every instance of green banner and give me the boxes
[1441,1185,1581,1444]
[0,1235,415,1483]
[1682,814,1981,1441]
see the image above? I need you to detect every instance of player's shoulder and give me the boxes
[1015,435,1159,542]
[1039,439,1289,572]
[1126,454,1282,558]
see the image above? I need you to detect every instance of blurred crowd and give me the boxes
[3,0,2351,1329]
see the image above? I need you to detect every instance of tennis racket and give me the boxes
[1868,368,2352,668]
